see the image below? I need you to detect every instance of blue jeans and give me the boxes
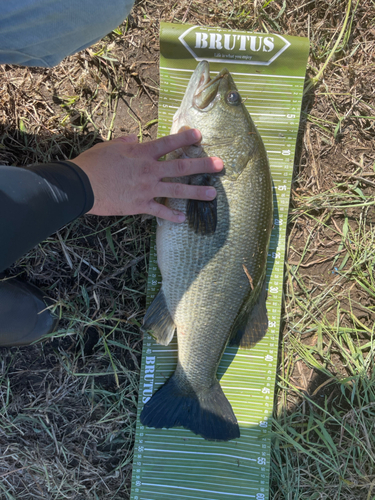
[0,0,134,67]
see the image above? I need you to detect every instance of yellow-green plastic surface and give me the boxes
[130,23,309,500]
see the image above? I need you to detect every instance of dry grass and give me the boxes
[0,0,374,498]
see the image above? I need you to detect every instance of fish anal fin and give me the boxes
[229,278,268,349]
[142,288,175,346]
[187,174,217,236]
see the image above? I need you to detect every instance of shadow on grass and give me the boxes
[269,78,375,499]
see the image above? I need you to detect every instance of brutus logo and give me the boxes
[195,33,275,53]
[142,356,156,404]
[179,26,290,66]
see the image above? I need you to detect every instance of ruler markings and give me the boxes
[131,24,308,500]
[144,441,261,454]
[141,483,257,497]
[142,458,260,469]
[140,491,242,500]
[142,477,259,490]
[144,448,257,461]
[140,491,221,500]
[142,465,257,476]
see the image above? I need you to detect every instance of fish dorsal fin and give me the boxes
[229,278,268,349]
[186,174,217,235]
[142,288,176,345]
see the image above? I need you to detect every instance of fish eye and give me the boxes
[226,91,241,105]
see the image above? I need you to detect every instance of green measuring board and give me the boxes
[130,23,309,500]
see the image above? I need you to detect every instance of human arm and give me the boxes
[0,129,223,272]
[73,128,223,222]
[0,161,94,273]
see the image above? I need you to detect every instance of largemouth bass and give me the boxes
[140,61,273,441]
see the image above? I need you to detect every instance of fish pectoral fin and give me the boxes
[229,278,268,349]
[186,174,217,235]
[187,197,217,235]
[141,288,176,345]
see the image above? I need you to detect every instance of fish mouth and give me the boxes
[171,61,230,135]
[193,62,229,110]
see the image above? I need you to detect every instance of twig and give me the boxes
[87,254,146,291]
[288,249,347,268]
[107,92,119,141]
[304,0,353,94]
[242,264,254,290]
[0,467,30,478]
[340,174,375,188]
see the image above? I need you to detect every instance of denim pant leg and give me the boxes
[0,0,134,67]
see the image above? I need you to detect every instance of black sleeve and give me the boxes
[0,161,94,273]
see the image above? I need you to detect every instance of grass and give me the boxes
[272,99,375,497]
[0,0,374,499]
[272,233,375,496]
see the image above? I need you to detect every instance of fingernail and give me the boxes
[206,188,216,199]
[173,211,186,222]
[191,129,201,141]
[213,158,223,170]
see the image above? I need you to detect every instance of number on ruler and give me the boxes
[257,457,267,465]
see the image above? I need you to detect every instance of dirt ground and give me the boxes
[0,0,375,499]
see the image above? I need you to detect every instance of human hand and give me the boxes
[72,129,223,222]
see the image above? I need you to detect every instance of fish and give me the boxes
[140,60,273,441]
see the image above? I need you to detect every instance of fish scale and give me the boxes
[159,155,271,392]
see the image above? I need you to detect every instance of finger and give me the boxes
[160,155,223,178]
[157,181,217,201]
[147,199,186,223]
[139,129,201,159]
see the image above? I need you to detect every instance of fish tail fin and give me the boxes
[140,375,240,441]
